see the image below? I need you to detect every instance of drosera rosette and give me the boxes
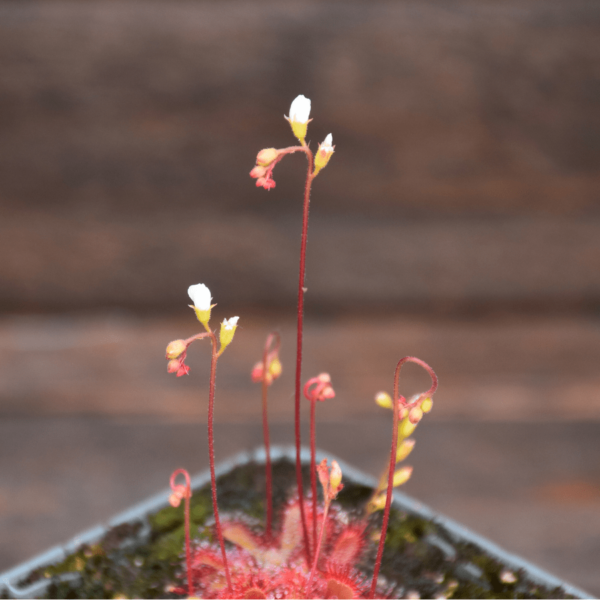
[168,467,373,599]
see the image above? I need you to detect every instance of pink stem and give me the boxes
[310,400,317,551]
[369,357,438,598]
[207,333,232,592]
[306,497,330,592]
[170,469,193,598]
[294,146,314,565]
[261,332,280,541]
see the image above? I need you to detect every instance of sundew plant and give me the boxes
[164,95,438,599]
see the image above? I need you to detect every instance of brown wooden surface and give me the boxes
[0,0,598,313]
[0,314,599,595]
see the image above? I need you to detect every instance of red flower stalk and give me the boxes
[169,469,193,598]
[251,332,282,540]
[251,96,335,566]
[166,283,242,594]
[303,373,335,550]
[305,459,344,593]
[369,356,438,598]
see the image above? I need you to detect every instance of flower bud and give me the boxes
[317,458,330,490]
[395,438,415,463]
[367,492,387,514]
[330,460,342,490]
[166,339,187,360]
[399,416,417,438]
[375,391,393,410]
[409,406,423,424]
[168,485,187,508]
[286,95,311,144]
[392,466,413,487]
[268,356,282,380]
[176,363,190,377]
[251,361,264,383]
[219,316,239,350]
[256,176,276,190]
[250,165,267,179]
[256,148,280,167]
[421,396,433,413]
[167,359,181,374]
[313,133,334,175]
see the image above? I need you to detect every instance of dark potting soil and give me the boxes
[2,458,573,599]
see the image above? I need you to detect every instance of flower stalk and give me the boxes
[168,469,193,598]
[369,356,438,598]
[166,284,240,594]
[251,332,282,540]
[303,373,335,550]
[305,459,344,593]
[251,95,336,566]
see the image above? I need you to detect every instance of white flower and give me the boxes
[288,95,311,123]
[188,283,212,311]
[222,316,239,330]
[321,133,333,151]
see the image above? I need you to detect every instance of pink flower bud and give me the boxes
[317,459,330,489]
[409,406,423,424]
[304,373,335,402]
[251,362,264,383]
[256,177,276,190]
[250,165,267,179]
[168,484,188,507]
[176,363,190,377]
[167,359,181,374]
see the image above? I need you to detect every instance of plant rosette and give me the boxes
[0,447,590,600]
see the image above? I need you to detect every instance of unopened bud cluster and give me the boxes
[303,372,335,402]
[168,485,190,508]
[251,355,282,386]
[317,458,344,502]
[250,94,334,191]
[369,389,435,513]
[165,283,240,377]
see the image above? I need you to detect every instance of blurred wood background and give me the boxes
[0,0,599,596]
[0,0,598,313]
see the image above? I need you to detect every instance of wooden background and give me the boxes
[0,0,599,596]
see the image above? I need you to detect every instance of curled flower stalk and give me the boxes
[250,95,335,565]
[251,332,282,540]
[369,356,438,598]
[169,469,193,598]
[166,283,240,594]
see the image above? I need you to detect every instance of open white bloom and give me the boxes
[188,283,212,311]
[288,95,311,123]
[222,316,239,331]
